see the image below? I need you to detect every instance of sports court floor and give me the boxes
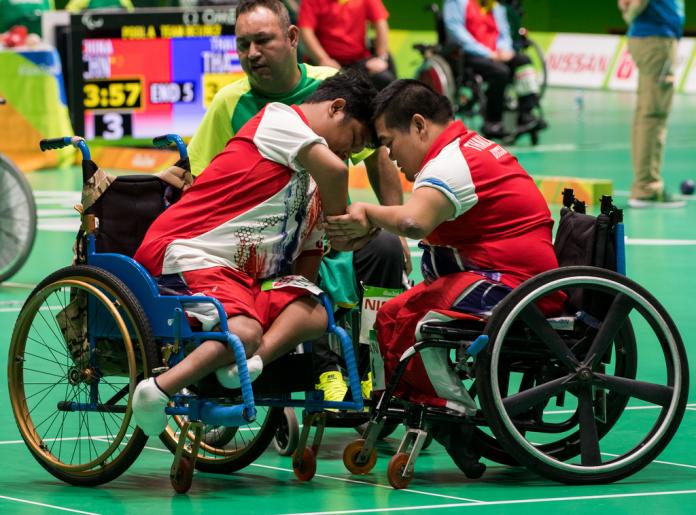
[1,87,695,514]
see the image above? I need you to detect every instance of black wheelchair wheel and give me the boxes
[0,154,37,282]
[8,265,157,486]
[526,37,548,101]
[273,407,300,456]
[477,266,688,484]
[471,319,636,466]
[415,54,457,107]
[161,405,284,473]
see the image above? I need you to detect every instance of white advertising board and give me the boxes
[546,34,621,89]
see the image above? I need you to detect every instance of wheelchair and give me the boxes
[413,2,547,145]
[8,136,367,494]
[0,98,37,282]
[343,191,689,488]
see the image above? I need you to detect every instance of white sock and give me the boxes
[132,377,169,437]
[215,355,264,389]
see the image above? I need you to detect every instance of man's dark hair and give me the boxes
[237,0,291,31]
[304,70,379,147]
[372,79,453,131]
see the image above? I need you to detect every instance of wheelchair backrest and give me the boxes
[89,175,169,257]
[553,190,623,315]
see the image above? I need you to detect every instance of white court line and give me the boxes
[0,281,37,289]
[139,445,482,503]
[278,489,696,515]
[0,304,62,313]
[251,463,482,503]
[0,495,99,515]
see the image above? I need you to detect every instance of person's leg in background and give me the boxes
[508,52,544,128]
[627,36,683,207]
[463,54,509,138]
[313,231,405,401]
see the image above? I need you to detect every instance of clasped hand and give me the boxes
[325,202,375,251]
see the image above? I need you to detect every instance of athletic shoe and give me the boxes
[132,377,169,437]
[361,372,373,400]
[480,121,508,139]
[628,191,686,209]
[315,371,348,408]
[215,355,264,389]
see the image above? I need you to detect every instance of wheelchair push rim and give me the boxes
[477,266,688,483]
[8,266,156,484]
[0,154,37,282]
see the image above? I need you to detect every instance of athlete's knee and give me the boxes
[227,316,263,356]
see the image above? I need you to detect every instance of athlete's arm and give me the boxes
[296,143,349,216]
[293,252,322,283]
[327,186,454,241]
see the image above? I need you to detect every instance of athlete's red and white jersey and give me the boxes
[414,120,558,288]
[134,103,325,279]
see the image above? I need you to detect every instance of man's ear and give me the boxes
[288,25,299,48]
[412,114,428,139]
[329,98,347,118]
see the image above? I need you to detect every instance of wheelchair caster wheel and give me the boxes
[171,456,194,494]
[421,433,434,450]
[343,439,377,475]
[463,462,486,479]
[273,407,299,456]
[387,452,413,489]
[530,131,539,146]
[292,447,317,481]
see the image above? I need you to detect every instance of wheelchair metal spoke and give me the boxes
[577,388,601,466]
[520,304,579,370]
[593,373,673,407]
[584,294,634,368]
[502,373,575,417]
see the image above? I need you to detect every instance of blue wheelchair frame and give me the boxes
[42,134,364,445]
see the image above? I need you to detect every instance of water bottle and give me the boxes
[575,88,585,112]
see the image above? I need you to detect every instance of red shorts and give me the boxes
[181,267,310,331]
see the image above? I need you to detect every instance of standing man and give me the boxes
[186,0,408,402]
[443,0,543,139]
[297,0,396,91]
[619,0,686,208]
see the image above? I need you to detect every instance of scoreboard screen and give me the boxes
[66,6,243,141]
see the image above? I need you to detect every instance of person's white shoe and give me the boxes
[132,377,169,437]
[215,355,264,389]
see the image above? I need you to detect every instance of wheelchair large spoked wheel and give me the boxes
[415,54,457,107]
[0,154,37,282]
[161,404,284,473]
[476,266,688,484]
[470,319,636,467]
[8,265,157,485]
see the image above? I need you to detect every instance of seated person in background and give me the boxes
[326,80,563,467]
[131,72,377,437]
[443,0,543,138]
[298,0,396,90]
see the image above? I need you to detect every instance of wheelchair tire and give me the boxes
[472,320,636,466]
[160,405,284,473]
[415,54,456,107]
[273,407,299,456]
[0,154,37,282]
[477,266,689,484]
[8,265,157,486]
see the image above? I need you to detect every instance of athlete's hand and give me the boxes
[365,56,389,74]
[156,165,193,191]
[326,202,372,241]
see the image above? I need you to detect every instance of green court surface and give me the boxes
[1,88,696,514]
